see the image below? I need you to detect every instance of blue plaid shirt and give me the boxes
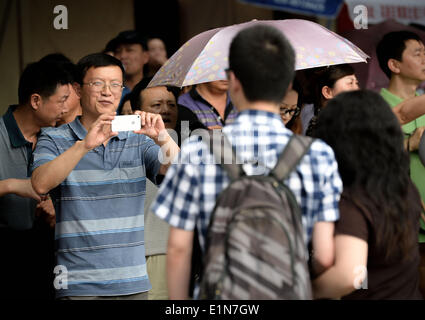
[152,109,342,249]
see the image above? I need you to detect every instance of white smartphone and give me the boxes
[111,115,141,132]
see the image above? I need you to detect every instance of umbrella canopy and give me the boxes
[341,19,425,92]
[148,19,369,88]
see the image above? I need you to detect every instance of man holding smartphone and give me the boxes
[31,53,179,300]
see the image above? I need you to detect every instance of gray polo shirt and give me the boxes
[0,105,36,230]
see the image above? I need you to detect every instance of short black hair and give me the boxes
[314,64,355,112]
[376,31,421,79]
[39,53,78,83]
[76,53,125,84]
[38,53,72,64]
[103,38,117,54]
[18,61,73,105]
[229,24,295,104]
[130,78,180,111]
[109,30,148,52]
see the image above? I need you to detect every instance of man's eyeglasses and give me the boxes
[279,106,300,117]
[83,80,124,94]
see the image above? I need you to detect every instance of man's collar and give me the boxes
[68,116,87,140]
[190,86,231,107]
[3,105,29,148]
[235,109,284,126]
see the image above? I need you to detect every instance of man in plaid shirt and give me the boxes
[152,25,343,299]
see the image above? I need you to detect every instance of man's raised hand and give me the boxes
[133,111,167,143]
[83,112,118,150]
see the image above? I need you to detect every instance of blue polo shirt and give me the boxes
[32,117,161,298]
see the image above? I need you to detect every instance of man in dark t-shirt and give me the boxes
[0,61,72,299]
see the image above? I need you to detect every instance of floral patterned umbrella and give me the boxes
[148,19,369,88]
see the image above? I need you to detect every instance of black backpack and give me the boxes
[199,133,313,300]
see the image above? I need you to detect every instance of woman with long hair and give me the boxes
[305,64,359,136]
[312,90,423,299]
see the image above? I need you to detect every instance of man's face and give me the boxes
[114,43,148,77]
[79,66,123,117]
[148,38,167,66]
[36,84,70,127]
[398,39,425,83]
[206,80,229,92]
[56,83,81,126]
[140,86,178,129]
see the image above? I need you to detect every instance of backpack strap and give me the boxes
[271,134,313,181]
[208,131,243,181]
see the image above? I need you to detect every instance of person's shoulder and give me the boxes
[177,104,197,117]
[0,117,6,132]
[380,87,392,100]
[338,190,372,232]
[0,118,8,146]
[380,88,403,107]
[177,132,212,162]
[38,125,80,148]
[40,125,63,136]
[181,133,209,150]
[177,91,192,104]
[308,137,336,159]
[380,87,389,95]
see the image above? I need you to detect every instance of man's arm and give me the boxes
[310,221,335,277]
[0,178,41,201]
[393,94,425,125]
[32,140,90,195]
[404,127,425,152]
[310,141,343,276]
[32,112,117,195]
[167,227,194,300]
[35,196,56,228]
[156,133,180,175]
[133,111,180,175]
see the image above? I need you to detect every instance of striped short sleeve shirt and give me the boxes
[152,110,342,250]
[31,117,161,298]
[178,87,238,128]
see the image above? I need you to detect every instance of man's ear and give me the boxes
[322,86,334,100]
[143,50,150,65]
[30,94,42,110]
[74,83,82,98]
[229,71,241,94]
[388,58,400,74]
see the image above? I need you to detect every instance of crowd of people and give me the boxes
[1,21,425,300]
